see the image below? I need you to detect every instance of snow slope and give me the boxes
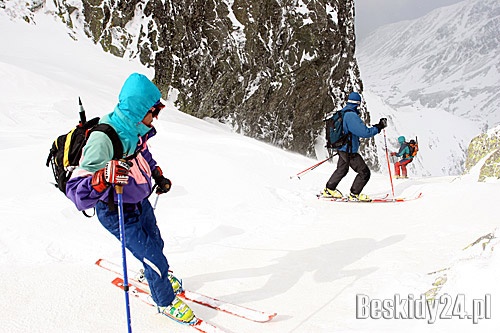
[358,0,500,126]
[0,10,499,333]
[357,0,500,176]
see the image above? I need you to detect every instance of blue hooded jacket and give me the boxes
[66,73,162,210]
[339,92,379,153]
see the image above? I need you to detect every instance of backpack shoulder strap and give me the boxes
[340,110,353,153]
[87,124,123,215]
[91,124,123,160]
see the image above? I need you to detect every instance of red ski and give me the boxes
[112,277,226,333]
[97,259,277,323]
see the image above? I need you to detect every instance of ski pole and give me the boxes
[290,153,337,179]
[115,184,132,333]
[150,184,160,210]
[78,97,86,126]
[382,129,395,197]
[153,193,160,210]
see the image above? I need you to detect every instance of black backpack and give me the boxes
[324,110,351,153]
[46,99,123,194]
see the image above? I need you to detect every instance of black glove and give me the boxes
[373,118,387,132]
[152,166,172,194]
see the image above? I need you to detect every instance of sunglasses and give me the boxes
[148,100,165,119]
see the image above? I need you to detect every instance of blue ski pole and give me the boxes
[116,184,132,333]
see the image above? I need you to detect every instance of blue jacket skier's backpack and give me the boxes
[324,110,351,150]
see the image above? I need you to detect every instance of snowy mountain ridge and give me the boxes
[357,0,499,128]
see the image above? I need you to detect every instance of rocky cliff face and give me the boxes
[465,126,500,182]
[8,0,378,166]
[150,0,372,159]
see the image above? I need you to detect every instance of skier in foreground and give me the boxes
[321,92,387,201]
[66,73,195,324]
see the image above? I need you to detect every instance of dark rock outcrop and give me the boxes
[20,0,378,167]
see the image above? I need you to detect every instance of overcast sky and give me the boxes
[354,0,465,40]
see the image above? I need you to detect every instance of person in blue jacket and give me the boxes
[322,92,387,202]
[390,135,413,178]
[66,73,196,324]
